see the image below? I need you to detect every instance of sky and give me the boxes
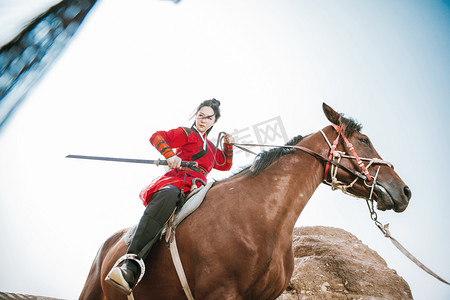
[0,0,449,299]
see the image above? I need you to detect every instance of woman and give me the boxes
[106,98,234,295]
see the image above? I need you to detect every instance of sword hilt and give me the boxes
[181,161,198,168]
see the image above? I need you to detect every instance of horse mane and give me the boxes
[232,134,306,177]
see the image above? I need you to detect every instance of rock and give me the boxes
[0,292,63,300]
[277,226,413,300]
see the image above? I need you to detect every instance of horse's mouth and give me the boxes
[372,181,410,212]
[373,184,396,212]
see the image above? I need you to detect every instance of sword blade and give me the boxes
[66,154,164,165]
[65,154,198,168]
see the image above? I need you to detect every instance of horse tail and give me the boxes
[79,228,128,299]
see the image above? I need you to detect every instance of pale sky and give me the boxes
[0,0,449,299]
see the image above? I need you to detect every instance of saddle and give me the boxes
[124,182,214,246]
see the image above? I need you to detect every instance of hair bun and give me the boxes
[211,98,221,106]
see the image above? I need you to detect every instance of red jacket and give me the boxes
[139,127,233,206]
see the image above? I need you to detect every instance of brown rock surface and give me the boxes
[0,292,63,300]
[278,226,413,300]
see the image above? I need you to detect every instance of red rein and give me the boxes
[324,125,372,182]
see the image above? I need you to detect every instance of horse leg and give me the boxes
[79,229,126,300]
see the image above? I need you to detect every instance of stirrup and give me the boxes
[105,254,146,295]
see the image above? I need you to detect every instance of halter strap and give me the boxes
[325,124,372,181]
[336,124,372,181]
[324,126,341,180]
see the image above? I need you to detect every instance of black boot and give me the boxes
[118,259,140,283]
[105,259,141,295]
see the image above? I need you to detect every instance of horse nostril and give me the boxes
[403,186,412,200]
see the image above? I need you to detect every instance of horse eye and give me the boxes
[360,138,370,145]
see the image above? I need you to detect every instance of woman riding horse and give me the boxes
[80,103,411,300]
[105,98,234,294]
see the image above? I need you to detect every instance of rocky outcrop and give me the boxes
[278,226,412,300]
[0,292,62,300]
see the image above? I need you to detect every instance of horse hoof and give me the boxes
[105,267,133,295]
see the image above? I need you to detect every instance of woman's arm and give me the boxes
[214,133,234,171]
[150,127,190,168]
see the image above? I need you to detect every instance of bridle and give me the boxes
[319,124,394,202]
[318,125,394,235]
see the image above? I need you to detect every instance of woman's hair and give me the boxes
[192,98,221,135]
[194,98,221,121]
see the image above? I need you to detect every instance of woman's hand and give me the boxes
[167,155,182,169]
[223,133,235,144]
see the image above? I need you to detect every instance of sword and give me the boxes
[66,154,198,168]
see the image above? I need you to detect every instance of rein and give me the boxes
[233,142,369,181]
[232,125,450,286]
[365,193,450,285]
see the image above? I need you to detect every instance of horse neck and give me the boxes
[249,131,326,231]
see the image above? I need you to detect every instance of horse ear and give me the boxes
[322,103,341,125]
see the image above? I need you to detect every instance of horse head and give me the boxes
[321,103,411,212]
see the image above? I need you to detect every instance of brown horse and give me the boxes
[79,103,411,300]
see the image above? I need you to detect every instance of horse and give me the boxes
[79,103,411,300]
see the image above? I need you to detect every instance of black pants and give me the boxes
[127,185,182,259]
